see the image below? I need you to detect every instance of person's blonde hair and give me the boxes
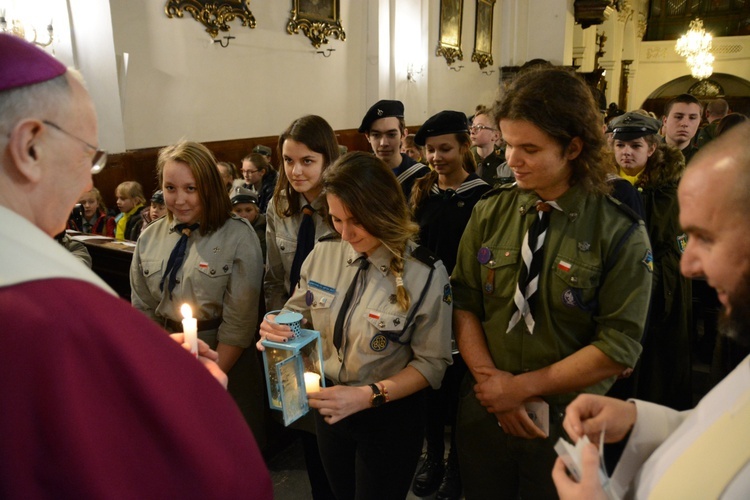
[157,140,232,234]
[115,181,146,206]
[86,187,108,214]
[322,152,419,311]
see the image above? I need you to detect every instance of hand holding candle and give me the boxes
[304,372,321,395]
[181,303,198,358]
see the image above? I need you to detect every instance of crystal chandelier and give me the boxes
[675,19,713,80]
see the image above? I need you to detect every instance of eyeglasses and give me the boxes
[242,169,260,175]
[43,120,108,174]
[469,125,497,133]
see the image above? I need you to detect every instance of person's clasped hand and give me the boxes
[170,333,228,389]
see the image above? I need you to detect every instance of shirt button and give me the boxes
[175,278,180,284]
[570,276,578,283]
[144,270,149,275]
[280,244,285,250]
[380,265,387,272]
[210,269,216,275]
[223,264,229,272]
[347,258,353,264]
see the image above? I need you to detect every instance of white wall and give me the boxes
[55,0,501,153]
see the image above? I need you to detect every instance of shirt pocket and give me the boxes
[140,259,164,292]
[309,288,336,337]
[364,310,411,352]
[551,256,602,312]
[480,247,519,298]
[194,258,233,303]
[275,235,297,258]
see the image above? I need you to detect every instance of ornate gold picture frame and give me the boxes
[165,0,256,38]
[287,0,346,49]
[436,0,464,65]
[472,0,495,69]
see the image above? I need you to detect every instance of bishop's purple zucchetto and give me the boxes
[0,33,66,93]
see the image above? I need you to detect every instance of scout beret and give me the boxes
[253,145,272,157]
[414,110,469,146]
[151,190,165,204]
[609,112,661,141]
[358,100,405,133]
[0,33,67,92]
[230,186,259,206]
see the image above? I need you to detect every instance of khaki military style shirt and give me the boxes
[451,183,652,405]
[264,193,334,312]
[284,239,453,389]
[130,215,263,348]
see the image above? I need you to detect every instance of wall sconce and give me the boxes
[407,64,424,82]
[482,70,495,76]
[449,65,464,72]
[213,35,235,48]
[0,9,53,48]
[315,48,336,57]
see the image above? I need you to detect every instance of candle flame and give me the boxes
[181,303,193,319]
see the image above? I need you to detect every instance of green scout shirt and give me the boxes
[451,183,652,405]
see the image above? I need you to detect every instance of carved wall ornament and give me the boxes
[437,0,464,66]
[287,0,346,49]
[165,0,256,39]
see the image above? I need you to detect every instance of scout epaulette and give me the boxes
[411,245,439,268]
[480,182,516,200]
[604,194,642,223]
[317,233,341,242]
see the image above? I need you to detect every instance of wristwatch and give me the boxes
[369,383,387,408]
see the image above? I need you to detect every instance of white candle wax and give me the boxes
[304,372,321,394]
[180,303,198,358]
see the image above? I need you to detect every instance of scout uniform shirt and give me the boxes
[451,183,653,406]
[130,214,264,349]
[264,193,334,312]
[284,239,453,389]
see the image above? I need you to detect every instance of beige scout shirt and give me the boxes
[264,193,334,311]
[284,239,453,389]
[130,215,263,348]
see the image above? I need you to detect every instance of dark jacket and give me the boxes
[631,143,693,410]
[68,209,116,237]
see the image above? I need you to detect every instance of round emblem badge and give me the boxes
[305,289,314,307]
[562,288,577,308]
[477,247,492,265]
[370,334,388,352]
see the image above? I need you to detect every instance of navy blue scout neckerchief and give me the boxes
[160,222,199,298]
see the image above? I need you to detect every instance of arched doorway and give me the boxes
[640,73,750,117]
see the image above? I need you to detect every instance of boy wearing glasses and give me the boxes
[471,107,513,186]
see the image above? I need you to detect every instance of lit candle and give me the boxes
[304,372,321,394]
[180,303,198,358]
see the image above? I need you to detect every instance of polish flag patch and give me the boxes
[558,260,572,272]
[199,262,209,269]
[368,311,381,320]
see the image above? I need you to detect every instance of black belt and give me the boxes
[164,317,222,333]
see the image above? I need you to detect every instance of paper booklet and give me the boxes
[554,428,615,499]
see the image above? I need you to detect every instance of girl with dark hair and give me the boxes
[130,140,266,446]
[610,111,692,410]
[258,152,453,500]
[265,115,339,312]
[409,111,491,500]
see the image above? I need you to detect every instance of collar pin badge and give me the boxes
[477,247,492,265]
[578,241,590,252]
